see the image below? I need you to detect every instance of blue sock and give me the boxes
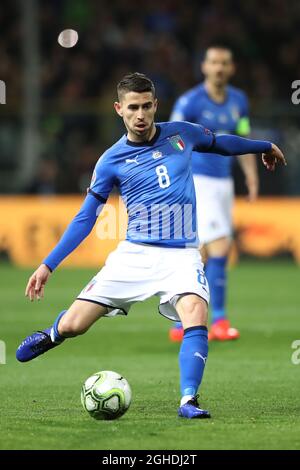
[179,326,208,397]
[205,256,227,324]
[50,310,67,343]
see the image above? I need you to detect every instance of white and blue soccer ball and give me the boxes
[81,370,132,420]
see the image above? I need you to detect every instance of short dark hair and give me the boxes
[204,43,234,60]
[117,72,156,101]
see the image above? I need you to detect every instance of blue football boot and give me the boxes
[178,395,211,419]
[16,328,59,362]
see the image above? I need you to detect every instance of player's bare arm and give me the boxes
[237,154,259,201]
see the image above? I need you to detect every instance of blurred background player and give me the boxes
[169,45,259,342]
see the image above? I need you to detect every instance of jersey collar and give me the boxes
[203,83,229,106]
[126,125,161,147]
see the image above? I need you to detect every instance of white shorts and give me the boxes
[77,240,209,322]
[194,175,234,244]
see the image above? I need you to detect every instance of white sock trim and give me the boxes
[180,395,194,406]
[50,327,56,343]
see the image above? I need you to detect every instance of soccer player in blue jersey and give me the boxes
[169,45,259,342]
[16,73,285,419]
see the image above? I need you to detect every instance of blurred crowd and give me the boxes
[1,0,300,193]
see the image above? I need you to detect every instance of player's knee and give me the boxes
[177,295,208,326]
[58,316,87,337]
[189,299,207,323]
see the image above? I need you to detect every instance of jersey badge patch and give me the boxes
[152,151,163,159]
[168,135,185,151]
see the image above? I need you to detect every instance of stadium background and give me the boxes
[0,0,300,451]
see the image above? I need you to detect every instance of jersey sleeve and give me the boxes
[236,93,251,137]
[169,95,194,122]
[88,153,116,201]
[182,121,215,151]
[212,134,271,156]
[42,193,105,271]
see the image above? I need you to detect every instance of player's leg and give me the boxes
[194,175,239,341]
[205,237,239,341]
[16,300,107,362]
[17,240,158,363]
[206,236,230,322]
[159,246,210,418]
[206,236,230,324]
[155,243,211,418]
[175,294,210,419]
[168,173,218,343]
[168,247,209,344]
[56,300,107,337]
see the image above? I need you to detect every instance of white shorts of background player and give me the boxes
[193,175,234,245]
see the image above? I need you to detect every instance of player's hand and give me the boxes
[25,264,52,301]
[262,143,287,171]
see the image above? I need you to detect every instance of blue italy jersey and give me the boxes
[89,122,215,248]
[170,83,250,178]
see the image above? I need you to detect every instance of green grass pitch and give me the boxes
[0,260,300,450]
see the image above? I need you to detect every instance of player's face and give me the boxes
[114,92,158,142]
[202,49,235,86]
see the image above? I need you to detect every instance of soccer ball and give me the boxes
[81,370,132,420]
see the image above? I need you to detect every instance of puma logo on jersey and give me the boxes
[125,156,139,165]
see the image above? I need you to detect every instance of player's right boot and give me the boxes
[16,328,59,362]
[178,395,211,419]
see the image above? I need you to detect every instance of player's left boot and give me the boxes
[208,318,240,341]
[169,325,184,342]
[178,395,211,419]
[16,328,59,362]
[169,321,184,343]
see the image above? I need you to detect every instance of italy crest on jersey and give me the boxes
[169,134,185,151]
